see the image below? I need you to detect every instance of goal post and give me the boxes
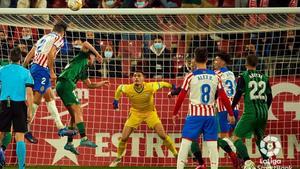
[0,8,299,168]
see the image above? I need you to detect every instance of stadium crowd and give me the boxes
[0,0,299,78]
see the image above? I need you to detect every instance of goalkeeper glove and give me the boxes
[172,84,176,90]
[113,100,119,110]
[170,86,182,96]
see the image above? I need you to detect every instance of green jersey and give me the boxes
[233,70,272,119]
[58,51,89,87]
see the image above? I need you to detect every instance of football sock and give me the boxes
[162,135,177,157]
[46,100,64,129]
[234,139,250,161]
[117,140,127,158]
[1,132,12,151]
[191,141,204,165]
[16,141,26,169]
[207,141,219,169]
[218,138,233,153]
[256,138,269,160]
[76,122,86,138]
[27,103,39,131]
[177,138,192,169]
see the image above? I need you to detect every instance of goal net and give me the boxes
[0,8,299,168]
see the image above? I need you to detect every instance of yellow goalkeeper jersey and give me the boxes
[115,82,172,113]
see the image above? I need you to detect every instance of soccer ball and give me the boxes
[68,0,82,11]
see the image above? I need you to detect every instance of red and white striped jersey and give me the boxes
[215,67,239,112]
[32,32,64,68]
[182,69,221,116]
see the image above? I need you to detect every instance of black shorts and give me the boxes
[0,100,28,133]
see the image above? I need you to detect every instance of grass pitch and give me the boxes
[5,167,232,169]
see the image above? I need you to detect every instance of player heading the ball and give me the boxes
[56,41,107,155]
[23,22,76,144]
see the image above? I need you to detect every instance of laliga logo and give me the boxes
[260,135,282,157]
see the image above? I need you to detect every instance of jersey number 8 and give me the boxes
[201,84,211,104]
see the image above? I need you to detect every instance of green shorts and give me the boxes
[56,80,80,106]
[233,114,267,139]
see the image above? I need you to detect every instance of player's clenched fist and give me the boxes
[113,100,119,111]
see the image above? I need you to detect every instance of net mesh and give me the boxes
[0,8,299,168]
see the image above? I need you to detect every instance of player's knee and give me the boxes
[120,136,129,142]
[14,132,24,142]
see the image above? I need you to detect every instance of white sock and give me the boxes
[28,103,39,131]
[223,137,236,152]
[46,100,64,129]
[177,138,192,169]
[206,141,219,169]
[30,103,39,123]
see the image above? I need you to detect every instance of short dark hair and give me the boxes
[246,54,258,67]
[10,47,22,62]
[216,52,232,64]
[193,47,208,63]
[152,34,163,41]
[53,22,68,33]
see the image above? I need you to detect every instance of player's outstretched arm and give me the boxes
[112,85,125,111]
[23,46,36,67]
[82,41,103,63]
[172,89,187,124]
[47,46,58,81]
[83,78,110,89]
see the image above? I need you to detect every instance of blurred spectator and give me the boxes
[0,0,17,7]
[85,0,99,7]
[85,31,101,52]
[102,0,121,8]
[104,45,122,77]
[0,30,10,61]
[181,0,214,8]
[17,0,47,8]
[278,30,298,58]
[72,39,83,55]
[17,39,30,58]
[143,35,174,78]
[16,27,34,50]
[121,0,150,8]
[187,34,218,59]
[0,0,11,7]
[47,0,67,8]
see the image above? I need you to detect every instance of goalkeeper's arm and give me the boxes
[112,85,125,110]
[152,82,176,91]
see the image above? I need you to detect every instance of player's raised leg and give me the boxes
[109,126,134,167]
[153,123,178,157]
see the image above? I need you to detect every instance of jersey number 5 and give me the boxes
[249,81,266,100]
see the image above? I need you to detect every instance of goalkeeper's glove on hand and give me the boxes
[113,100,119,110]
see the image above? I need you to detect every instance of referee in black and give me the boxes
[0,47,34,169]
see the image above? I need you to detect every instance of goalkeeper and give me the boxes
[109,71,178,167]
[56,41,109,155]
